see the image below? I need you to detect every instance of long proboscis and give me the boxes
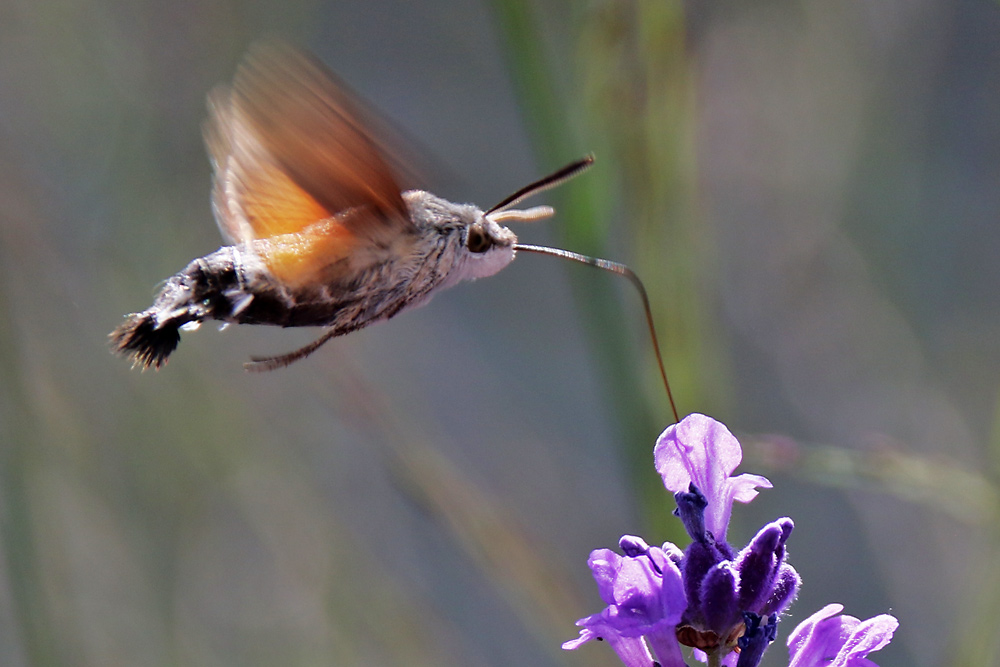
[514,243,680,423]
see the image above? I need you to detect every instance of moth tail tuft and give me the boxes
[109,312,182,370]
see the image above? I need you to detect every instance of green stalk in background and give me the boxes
[492,0,725,534]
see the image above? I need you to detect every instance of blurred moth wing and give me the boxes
[204,43,415,287]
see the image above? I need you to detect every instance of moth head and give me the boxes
[454,211,519,280]
[401,191,514,281]
[457,203,559,278]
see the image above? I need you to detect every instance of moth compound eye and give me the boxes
[467,225,492,253]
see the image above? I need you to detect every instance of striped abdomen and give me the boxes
[110,242,450,369]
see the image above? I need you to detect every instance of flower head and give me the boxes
[565,414,895,667]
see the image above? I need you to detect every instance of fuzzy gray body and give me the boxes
[110,191,518,369]
[160,200,497,330]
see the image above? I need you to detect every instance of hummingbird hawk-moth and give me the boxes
[110,44,678,417]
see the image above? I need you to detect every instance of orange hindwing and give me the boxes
[203,43,412,287]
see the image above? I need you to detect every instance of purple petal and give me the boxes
[787,604,898,667]
[562,628,598,650]
[574,539,688,643]
[654,414,772,540]
[562,627,658,667]
[660,541,685,565]
[788,604,853,667]
[588,548,625,605]
[646,628,689,667]
[729,473,774,504]
[693,648,739,667]
[654,550,688,625]
[607,635,659,667]
[831,613,899,667]
[611,557,670,627]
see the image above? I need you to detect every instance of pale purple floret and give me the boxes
[787,604,898,667]
[655,414,772,542]
[562,536,688,667]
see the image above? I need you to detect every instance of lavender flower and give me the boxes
[564,414,898,667]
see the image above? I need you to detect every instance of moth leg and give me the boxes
[243,328,339,372]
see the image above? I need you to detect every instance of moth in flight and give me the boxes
[110,44,677,419]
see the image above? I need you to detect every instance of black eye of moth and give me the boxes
[467,226,492,253]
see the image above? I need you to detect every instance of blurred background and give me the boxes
[2,1,999,665]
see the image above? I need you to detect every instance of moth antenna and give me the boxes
[486,155,595,215]
[244,329,339,372]
[514,243,680,423]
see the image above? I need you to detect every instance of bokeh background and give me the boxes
[2,1,999,665]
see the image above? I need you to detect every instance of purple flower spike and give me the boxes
[787,604,899,667]
[567,415,897,667]
[654,414,772,541]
